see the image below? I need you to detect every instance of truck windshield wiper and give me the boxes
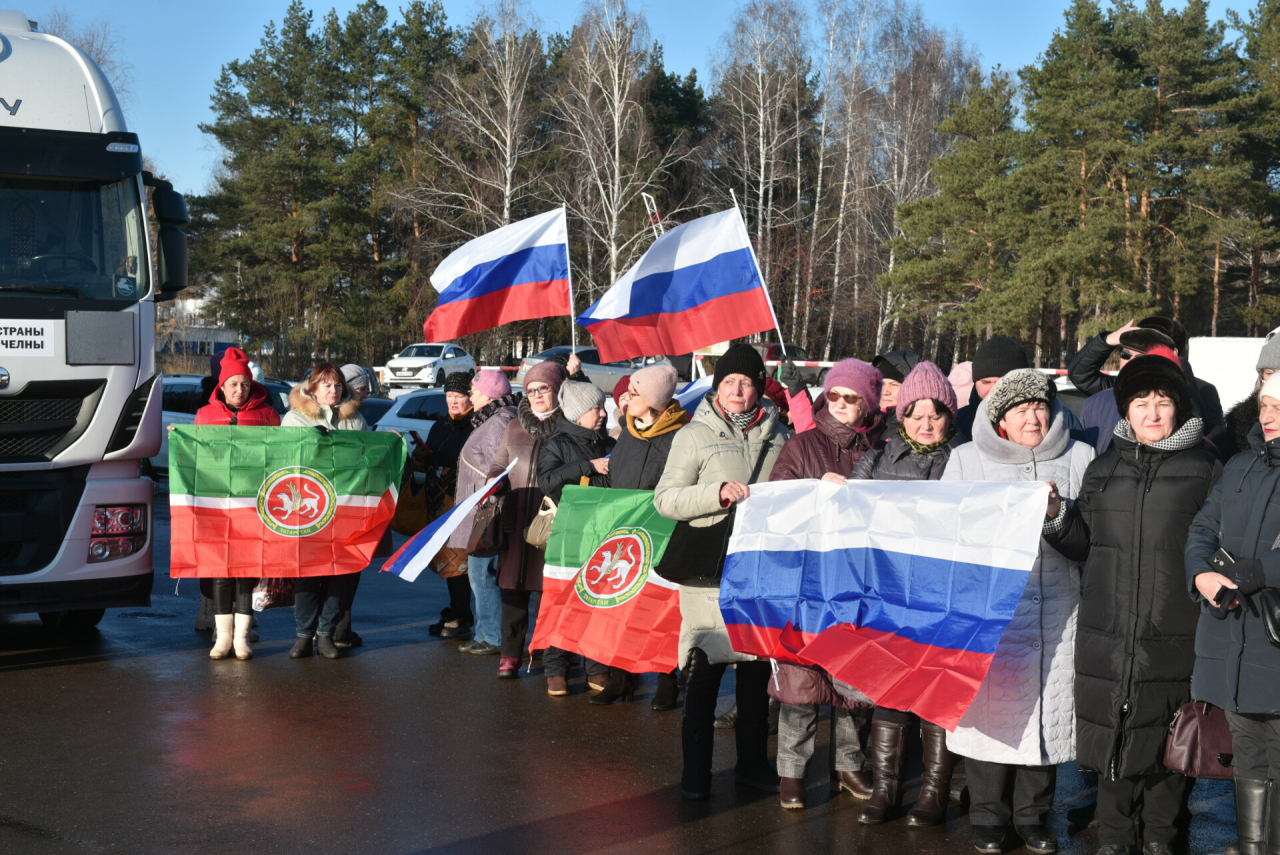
[0,284,85,298]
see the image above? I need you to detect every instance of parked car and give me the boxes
[751,342,824,384]
[384,343,476,390]
[513,346,670,393]
[148,374,293,479]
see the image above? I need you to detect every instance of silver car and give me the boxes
[513,346,670,393]
[384,342,477,389]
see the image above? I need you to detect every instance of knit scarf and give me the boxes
[897,423,955,455]
[471,392,521,429]
[628,401,689,440]
[715,398,762,434]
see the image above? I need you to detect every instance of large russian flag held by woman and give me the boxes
[577,208,778,363]
[721,479,1049,730]
[423,208,572,341]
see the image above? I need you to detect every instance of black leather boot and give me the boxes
[1263,779,1280,855]
[652,670,679,712]
[680,649,716,800]
[589,670,636,705]
[1237,778,1270,855]
[858,719,907,824]
[907,722,955,827]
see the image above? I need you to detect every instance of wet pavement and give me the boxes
[0,493,1238,854]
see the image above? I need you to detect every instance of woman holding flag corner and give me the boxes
[654,343,790,800]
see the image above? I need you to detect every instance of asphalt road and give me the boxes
[0,492,1238,855]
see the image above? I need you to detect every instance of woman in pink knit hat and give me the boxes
[846,360,962,828]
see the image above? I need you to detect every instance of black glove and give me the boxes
[1209,586,1237,619]
[1232,558,1266,597]
[777,356,805,397]
[314,425,331,436]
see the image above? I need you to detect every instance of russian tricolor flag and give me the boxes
[577,208,778,364]
[424,209,571,342]
[383,462,515,583]
[720,479,1049,730]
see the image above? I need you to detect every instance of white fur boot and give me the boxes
[209,614,234,659]
[233,612,253,660]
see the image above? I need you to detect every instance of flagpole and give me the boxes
[563,206,577,351]
[730,189,786,348]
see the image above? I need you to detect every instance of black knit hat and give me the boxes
[443,371,473,396]
[872,350,923,384]
[713,343,767,390]
[1114,354,1193,425]
[1138,316,1187,354]
[1117,328,1176,353]
[972,336,1030,382]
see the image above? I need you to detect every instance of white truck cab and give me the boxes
[0,10,188,627]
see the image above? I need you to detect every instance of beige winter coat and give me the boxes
[281,384,368,431]
[655,393,789,665]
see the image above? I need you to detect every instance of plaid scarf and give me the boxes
[897,423,955,455]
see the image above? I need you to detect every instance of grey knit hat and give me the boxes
[559,380,605,423]
[986,369,1056,426]
[1258,328,1280,373]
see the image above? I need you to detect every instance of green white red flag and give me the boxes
[529,486,681,672]
[169,426,403,578]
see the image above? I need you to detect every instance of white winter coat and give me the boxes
[941,399,1094,766]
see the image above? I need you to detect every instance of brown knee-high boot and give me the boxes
[858,719,907,825]
[907,722,954,827]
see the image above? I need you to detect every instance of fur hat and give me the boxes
[443,371,472,396]
[972,336,1030,382]
[630,363,679,412]
[524,359,568,394]
[823,358,882,412]
[1115,353,1193,424]
[560,380,604,423]
[471,368,511,400]
[218,347,254,388]
[1258,328,1280,374]
[986,369,1056,426]
[896,361,958,419]
[713,343,767,391]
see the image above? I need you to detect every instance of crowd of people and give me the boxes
[186,318,1280,855]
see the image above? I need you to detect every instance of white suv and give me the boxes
[384,342,477,389]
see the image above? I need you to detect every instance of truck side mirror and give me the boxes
[144,175,189,301]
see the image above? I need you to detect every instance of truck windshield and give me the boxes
[0,175,150,301]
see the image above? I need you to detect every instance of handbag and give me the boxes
[1258,588,1280,648]
[523,476,591,550]
[1163,701,1234,780]
[654,509,735,585]
[251,577,296,612]
[467,496,507,557]
[390,471,429,536]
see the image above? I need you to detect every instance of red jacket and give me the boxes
[194,382,281,426]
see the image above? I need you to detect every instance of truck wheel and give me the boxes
[436,370,445,387]
[38,608,106,631]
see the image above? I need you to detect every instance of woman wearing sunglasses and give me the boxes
[766,359,887,810]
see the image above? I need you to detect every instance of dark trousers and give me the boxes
[210,578,254,615]
[445,574,473,619]
[332,572,361,643]
[875,706,917,726]
[1097,772,1190,847]
[965,758,1056,827]
[499,589,532,658]
[542,647,608,678]
[681,647,772,789]
[1227,712,1280,780]
[294,577,345,638]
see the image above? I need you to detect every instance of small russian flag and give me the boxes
[383,461,516,583]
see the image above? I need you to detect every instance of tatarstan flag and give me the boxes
[530,487,682,673]
[169,427,403,578]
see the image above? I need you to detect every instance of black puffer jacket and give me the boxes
[1047,419,1221,778]
[608,404,688,490]
[850,429,958,481]
[1216,394,1259,461]
[1186,423,1280,715]
[537,415,615,503]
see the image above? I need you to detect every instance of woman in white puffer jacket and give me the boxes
[940,369,1093,855]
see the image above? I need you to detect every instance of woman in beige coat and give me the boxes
[654,344,789,800]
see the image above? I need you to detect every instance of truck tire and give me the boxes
[38,608,106,631]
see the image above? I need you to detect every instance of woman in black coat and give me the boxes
[1045,354,1222,855]
[596,364,689,709]
[1185,372,1280,855]
[535,381,615,698]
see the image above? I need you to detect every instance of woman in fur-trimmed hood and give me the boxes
[282,364,367,431]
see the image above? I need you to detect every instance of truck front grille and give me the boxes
[0,380,105,462]
[0,466,89,576]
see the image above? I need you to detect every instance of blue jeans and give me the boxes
[467,555,502,646]
[294,577,344,638]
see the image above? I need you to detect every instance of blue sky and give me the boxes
[27,0,1249,196]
